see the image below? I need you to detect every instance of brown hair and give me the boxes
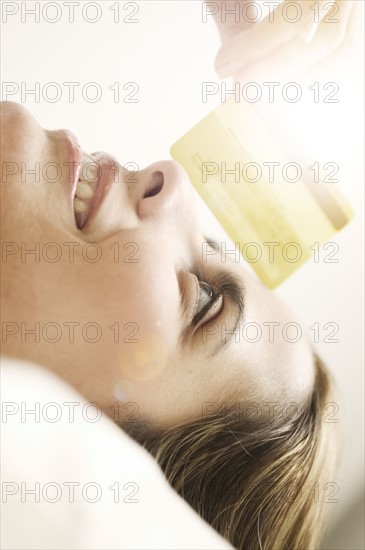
[122,355,339,550]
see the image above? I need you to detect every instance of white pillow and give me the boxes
[0,357,233,550]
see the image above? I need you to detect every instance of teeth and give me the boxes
[85,163,98,182]
[80,158,99,184]
[74,198,87,213]
[75,181,94,200]
[73,154,100,229]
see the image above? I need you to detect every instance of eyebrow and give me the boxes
[179,237,246,358]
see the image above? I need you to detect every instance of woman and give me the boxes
[0,98,337,549]
[2,0,356,547]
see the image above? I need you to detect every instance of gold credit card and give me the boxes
[170,98,353,288]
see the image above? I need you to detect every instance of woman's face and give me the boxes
[1,102,315,426]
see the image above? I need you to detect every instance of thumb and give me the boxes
[213,0,327,79]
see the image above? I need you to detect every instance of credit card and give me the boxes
[170,97,353,288]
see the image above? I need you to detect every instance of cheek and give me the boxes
[123,275,180,354]
[98,252,181,383]
[100,237,180,335]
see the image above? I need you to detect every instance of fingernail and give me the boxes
[216,61,241,79]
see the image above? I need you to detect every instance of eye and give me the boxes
[192,273,223,327]
[196,281,214,312]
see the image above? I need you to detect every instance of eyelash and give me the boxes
[191,266,223,327]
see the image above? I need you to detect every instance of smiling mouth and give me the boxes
[73,151,118,231]
[73,153,100,229]
[64,126,167,231]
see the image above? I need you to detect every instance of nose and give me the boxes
[133,160,193,220]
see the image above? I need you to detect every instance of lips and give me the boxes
[63,129,82,201]
[73,151,118,230]
[63,130,118,231]
[62,131,169,232]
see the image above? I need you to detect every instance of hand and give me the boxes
[205,0,257,43]
[206,0,359,81]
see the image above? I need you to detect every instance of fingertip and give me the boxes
[215,60,242,80]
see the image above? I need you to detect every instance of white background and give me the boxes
[1,1,364,548]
